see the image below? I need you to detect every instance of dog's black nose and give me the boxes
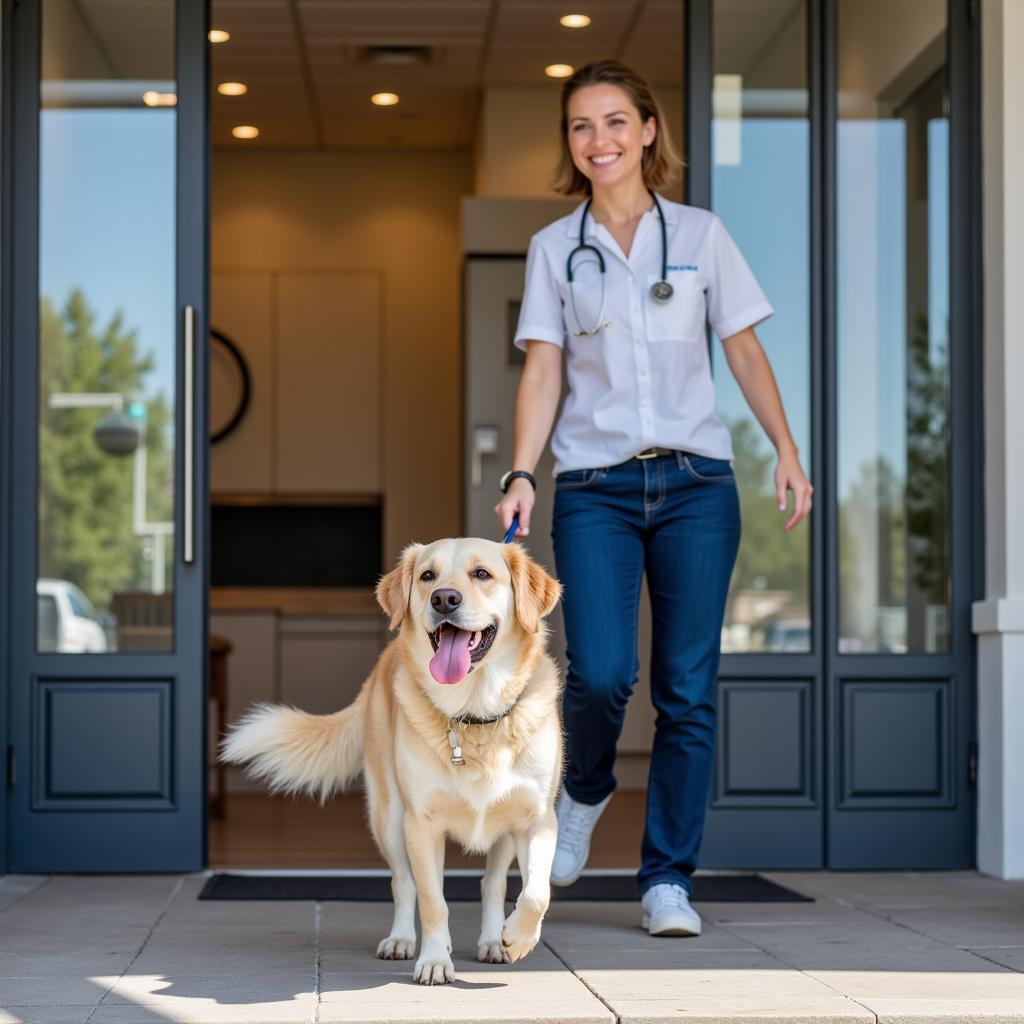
[431,588,462,613]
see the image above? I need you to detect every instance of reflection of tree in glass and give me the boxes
[725,417,809,648]
[905,311,949,607]
[838,455,905,651]
[838,312,949,652]
[38,289,173,614]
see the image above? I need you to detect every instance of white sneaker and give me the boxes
[551,790,611,886]
[641,883,702,936]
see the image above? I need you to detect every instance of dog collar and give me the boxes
[452,707,514,726]
[446,694,522,767]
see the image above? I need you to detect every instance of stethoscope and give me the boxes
[566,188,674,337]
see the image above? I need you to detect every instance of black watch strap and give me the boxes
[500,470,536,493]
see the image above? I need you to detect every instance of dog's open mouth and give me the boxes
[427,623,497,685]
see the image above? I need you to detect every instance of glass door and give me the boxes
[700,0,822,868]
[695,0,975,868]
[5,0,209,870]
[827,0,974,866]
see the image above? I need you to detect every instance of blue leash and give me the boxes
[503,513,520,544]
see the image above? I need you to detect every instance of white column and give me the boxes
[974,0,1024,879]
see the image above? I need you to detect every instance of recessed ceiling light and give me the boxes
[218,82,247,96]
[232,125,259,139]
[142,91,177,107]
[208,29,230,43]
[560,14,591,28]
[371,92,400,106]
[545,64,575,79]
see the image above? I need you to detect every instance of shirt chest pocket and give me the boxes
[644,272,706,343]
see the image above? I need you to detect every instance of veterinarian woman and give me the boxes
[495,60,812,937]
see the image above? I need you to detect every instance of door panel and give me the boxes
[713,681,814,806]
[6,0,209,872]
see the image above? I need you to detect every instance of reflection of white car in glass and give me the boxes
[36,579,108,653]
[765,618,811,652]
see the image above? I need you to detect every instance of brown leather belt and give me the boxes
[633,447,677,460]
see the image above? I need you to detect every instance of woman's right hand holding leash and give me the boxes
[496,478,535,539]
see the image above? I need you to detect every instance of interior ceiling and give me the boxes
[51,0,803,149]
[209,0,684,149]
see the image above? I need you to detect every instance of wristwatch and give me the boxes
[499,470,537,493]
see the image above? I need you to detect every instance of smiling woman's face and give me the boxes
[566,83,656,193]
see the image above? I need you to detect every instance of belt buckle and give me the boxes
[635,447,659,460]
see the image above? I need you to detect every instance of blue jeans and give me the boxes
[551,450,741,897]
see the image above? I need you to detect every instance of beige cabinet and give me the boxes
[211,270,382,495]
[211,607,385,793]
[279,616,384,716]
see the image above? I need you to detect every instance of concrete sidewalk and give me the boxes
[1,870,1023,1024]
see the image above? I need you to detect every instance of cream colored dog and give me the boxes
[222,538,563,985]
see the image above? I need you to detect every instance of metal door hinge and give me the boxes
[6,746,14,790]
[967,741,978,787]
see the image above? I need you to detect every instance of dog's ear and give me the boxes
[505,543,562,634]
[376,543,424,631]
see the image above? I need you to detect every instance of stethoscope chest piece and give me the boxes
[650,279,674,303]
[567,189,674,334]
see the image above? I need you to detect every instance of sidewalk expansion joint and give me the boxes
[312,900,322,1024]
[85,874,186,1023]
[830,889,1024,976]
[542,937,621,1024]
[713,916,880,1023]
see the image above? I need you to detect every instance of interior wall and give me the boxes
[473,85,685,201]
[211,149,471,564]
[837,0,947,115]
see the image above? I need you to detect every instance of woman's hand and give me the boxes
[494,478,535,538]
[776,448,812,531]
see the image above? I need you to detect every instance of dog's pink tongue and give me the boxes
[430,625,472,685]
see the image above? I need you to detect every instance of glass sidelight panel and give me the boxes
[836,0,950,653]
[37,0,176,653]
[712,0,811,653]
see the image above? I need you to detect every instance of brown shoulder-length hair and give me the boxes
[552,60,684,196]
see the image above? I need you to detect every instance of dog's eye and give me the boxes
[472,568,491,581]
[420,570,435,582]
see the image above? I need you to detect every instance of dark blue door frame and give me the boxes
[0,0,210,871]
[0,0,982,873]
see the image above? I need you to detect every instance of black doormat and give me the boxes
[199,872,812,903]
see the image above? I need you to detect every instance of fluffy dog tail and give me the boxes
[221,687,368,803]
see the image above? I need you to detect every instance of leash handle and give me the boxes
[503,513,520,544]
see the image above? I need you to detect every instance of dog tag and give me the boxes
[448,729,465,767]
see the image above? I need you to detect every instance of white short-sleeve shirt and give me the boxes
[514,197,773,475]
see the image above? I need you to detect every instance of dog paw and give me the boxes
[501,909,541,963]
[477,938,510,964]
[377,936,415,960]
[413,955,455,985]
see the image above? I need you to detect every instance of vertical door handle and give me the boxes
[183,304,196,565]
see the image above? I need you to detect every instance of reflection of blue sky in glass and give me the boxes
[838,120,906,497]
[836,118,948,500]
[929,118,949,364]
[40,110,176,403]
[712,119,810,460]
[710,115,949,502]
